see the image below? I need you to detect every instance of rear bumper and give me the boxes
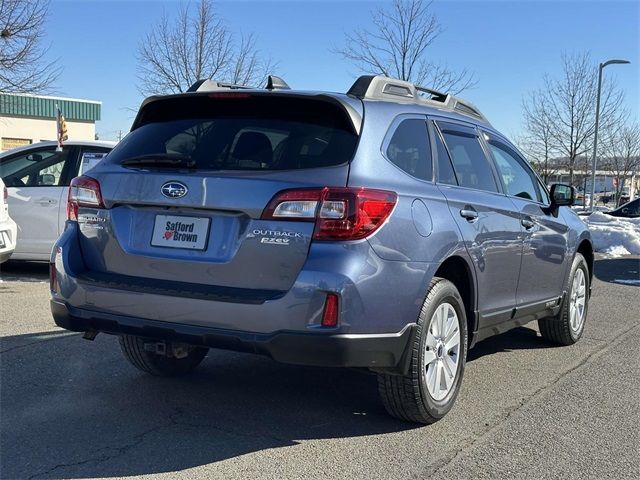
[51,299,416,368]
[52,222,436,335]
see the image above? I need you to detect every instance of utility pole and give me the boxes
[590,58,630,212]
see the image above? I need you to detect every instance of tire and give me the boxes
[377,277,468,424]
[119,335,208,376]
[538,253,590,346]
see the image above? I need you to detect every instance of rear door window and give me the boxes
[78,148,111,175]
[436,121,499,193]
[108,95,359,171]
[385,118,432,181]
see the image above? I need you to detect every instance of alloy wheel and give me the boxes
[423,302,461,401]
[569,268,587,333]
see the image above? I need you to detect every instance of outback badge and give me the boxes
[161,181,188,199]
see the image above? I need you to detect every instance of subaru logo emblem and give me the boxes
[161,182,188,199]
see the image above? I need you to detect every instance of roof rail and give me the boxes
[347,75,489,124]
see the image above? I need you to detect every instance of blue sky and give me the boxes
[46,0,639,141]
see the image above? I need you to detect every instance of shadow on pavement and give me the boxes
[468,325,557,362]
[594,257,640,286]
[0,321,559,479]
[0,260,49,282]
[0,331,417,479]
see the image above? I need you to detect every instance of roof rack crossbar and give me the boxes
[187,79,252,92]
[187,74,291,93]
[347,75,489,124]
[414,85,448,103]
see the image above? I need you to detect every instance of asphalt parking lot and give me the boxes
[1,257,639,480]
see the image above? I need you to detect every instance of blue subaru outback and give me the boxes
[50,75,593,423]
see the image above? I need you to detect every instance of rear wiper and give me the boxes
[121,154,196,169]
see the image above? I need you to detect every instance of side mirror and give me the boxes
[549,183,575,207]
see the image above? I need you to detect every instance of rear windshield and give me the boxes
[107,95,359,171]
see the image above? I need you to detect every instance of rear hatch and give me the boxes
[75,92,362,299]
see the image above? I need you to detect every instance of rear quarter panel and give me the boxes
[346,102,475,334]
[347,101,464,264]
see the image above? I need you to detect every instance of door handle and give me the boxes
[521,217,535,230]
[37,198,57,206]
[460,207,478,221]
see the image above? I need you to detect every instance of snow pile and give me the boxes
[582,212,640,256]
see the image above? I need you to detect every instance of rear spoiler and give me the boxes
[131,89,363,135]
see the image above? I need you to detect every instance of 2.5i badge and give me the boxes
[151,215,210,250]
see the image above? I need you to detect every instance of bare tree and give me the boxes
[601,123,640,203]
[520,91,559,184]
[525,52,627,186]
[0,0,60,93]
[335,0,475,93]
[137,0,275,96]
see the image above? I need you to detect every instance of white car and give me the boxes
[0,178,18,263]
[0,141,115,261]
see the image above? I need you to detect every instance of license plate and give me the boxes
[151,215,210,250]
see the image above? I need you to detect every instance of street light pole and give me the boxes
[590,59,630,213]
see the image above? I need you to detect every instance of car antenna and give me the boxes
[265,75,290,90]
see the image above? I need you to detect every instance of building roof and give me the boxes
[0,93,101,122]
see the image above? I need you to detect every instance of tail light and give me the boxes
[67,176,104,220]
[262,187,397,240]
[321,293,340,327]
[3,185,7,202]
